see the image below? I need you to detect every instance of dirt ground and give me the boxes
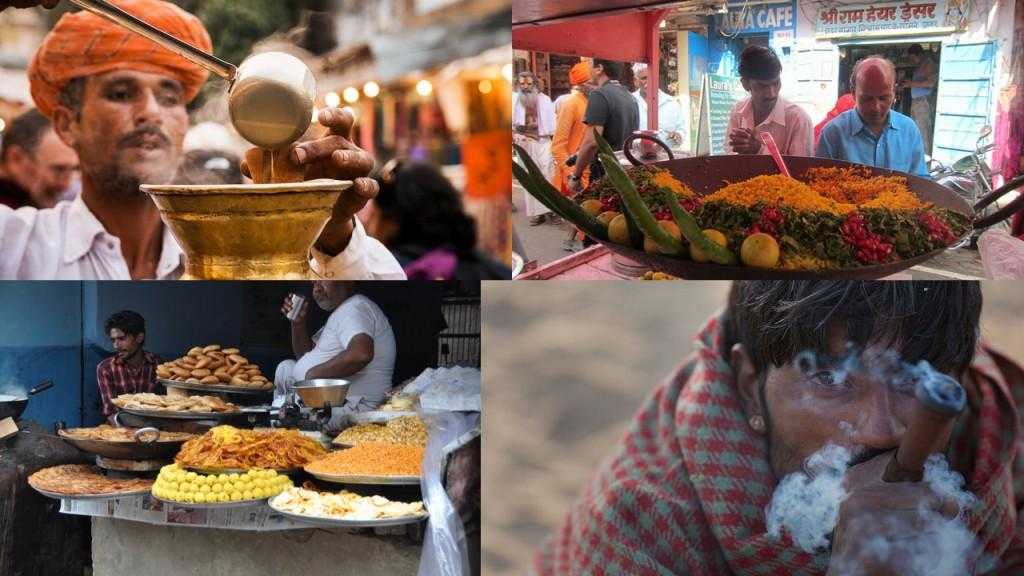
[481,282,1024,575]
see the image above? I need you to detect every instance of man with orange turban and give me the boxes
[551,61,593,196]
[0,0,403,280]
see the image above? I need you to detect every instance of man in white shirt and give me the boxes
[513,71,557,225]
[274,281,397,435]
[0,0,403,280]
[631,63,689,151]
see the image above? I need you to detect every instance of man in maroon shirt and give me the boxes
[96,310,160,422]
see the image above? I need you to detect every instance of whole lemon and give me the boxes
[643,221,682,254]
[608,214,632,246]
[597,210,619,227]
[690,229,728,263]
[740,233,781,268]
[580,199,603,216]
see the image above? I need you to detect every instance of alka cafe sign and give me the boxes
[724,1,796,34]
[816,0,952,35]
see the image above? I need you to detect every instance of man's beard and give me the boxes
[519,90,539,112]
[91,164,146,201]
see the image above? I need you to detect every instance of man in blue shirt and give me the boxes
[815,56,929,177]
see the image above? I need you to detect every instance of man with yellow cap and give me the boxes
[0,0,404,279]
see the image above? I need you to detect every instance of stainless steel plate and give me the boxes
[159,378,271,396]
[267,498,428,528]
[304,470,420,485]
[120,407,241,420]
[153,495,267,509]
[31,485,151,501]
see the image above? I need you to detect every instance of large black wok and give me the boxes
[607,135,979,279]
[0,381,54,421]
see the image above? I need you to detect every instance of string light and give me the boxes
[416,79,433,96]
[363,81,380,98]
[324,92,340,108]
[478,79,493,94]
[343,87,360,103]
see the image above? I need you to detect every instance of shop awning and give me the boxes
[513,0,687,26]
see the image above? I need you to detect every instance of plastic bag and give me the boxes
[978,228,1024,279]
[418,410,480,576]
[406,367,481,412]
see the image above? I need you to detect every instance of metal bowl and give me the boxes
[140,179,350,279]
[292,379,350,409]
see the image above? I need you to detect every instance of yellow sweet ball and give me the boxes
[230,491,242,501]
[199,485,210,494]
[243,490,254,501]
[194,493,207,504]
[217,474,230,483]
[186,472,198,481]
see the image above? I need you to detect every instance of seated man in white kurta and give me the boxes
[274,281,396,435]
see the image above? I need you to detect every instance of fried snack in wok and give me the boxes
[29,464,153,496]
[156,344,271,390]
[175,425,326,470]
[61,425,194,442]
[112,393,239,413]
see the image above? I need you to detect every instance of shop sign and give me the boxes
[724,1,796,34]
[816,0,951,35]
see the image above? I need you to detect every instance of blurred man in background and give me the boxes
[631,62,687,151]
[0,108,78,209]
[514,71,556,225]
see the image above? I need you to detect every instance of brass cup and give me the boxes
[141,179,350,279]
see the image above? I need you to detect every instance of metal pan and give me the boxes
[268,500,428,528]
[119,407,242,420]
[154,495,266,509]
[31,485,152,501]
[58,427,192,460]
[0,380,54,421]
[159,378,272,396]
[601,151,974,279]
[304,469,420,486]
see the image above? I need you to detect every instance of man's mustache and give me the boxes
[118,126,171,150]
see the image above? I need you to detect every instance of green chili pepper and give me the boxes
[512,144,607,240]
[598,152,683,255]
[662,187,738,265]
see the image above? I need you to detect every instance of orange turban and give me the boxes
[28,0,212,119]
[569,62,592,86]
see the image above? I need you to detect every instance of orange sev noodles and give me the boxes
[704,174,856,215]
[175,425,326,470]
[699,167,925,214]
[306,443,424,477]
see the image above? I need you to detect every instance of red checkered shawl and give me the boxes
[535,314,1023,575]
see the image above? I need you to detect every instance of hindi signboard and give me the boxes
[816,0,951,35]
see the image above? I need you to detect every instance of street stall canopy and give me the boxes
[512,0,685,26]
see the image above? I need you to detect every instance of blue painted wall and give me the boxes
[0,283,83,427]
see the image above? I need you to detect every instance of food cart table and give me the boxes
[517,245,988,280]
[59,494,422,576]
